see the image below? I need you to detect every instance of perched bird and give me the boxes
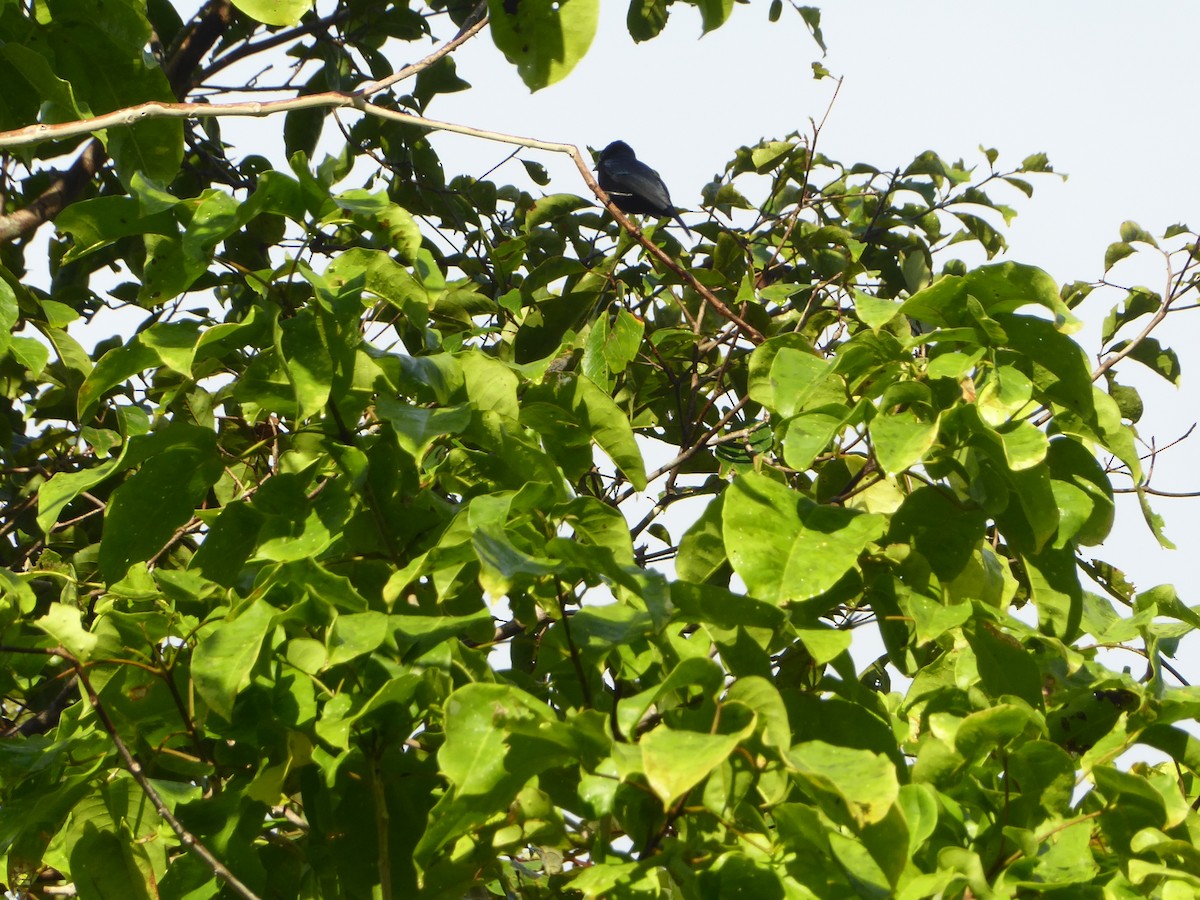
[595,140,691,237]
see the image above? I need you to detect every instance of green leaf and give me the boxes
[439,683,566,792]
[0,570,37,630]
[964,616,1043,707]
[100,103,181,190]
[902,263,1080,334]
[376,399,472,462]
[532,373,647,489]
[526,193,591,230]
[9,336,49,376]
[617,657,725,737]
[977,364,1034,426]
[278,309,334,421]
[786,740,899,827]
[859,804,910,888]
[70,823,157,900]
[796,5,827,50]
[870,410,938,475]
[627,0,668,41]
[191,598,276,721]
[854,290,903,332]
[1020,544,1083,640]
[640,703,755,807]
[725,677,791,753]
[1134,584,1200,630]
[138,234,200,306]
[998,314,1094,418]
[795,627,852,665]
[333,190,422,262]
[1109,337,1182,385]
[956,703,1041,761]
[1118,220,1158,247]
[697,854,786,899]
[416,684,573,867]
[694,0,735,33]
[473,526,560,596]
[982,449,1058,553]
[782,405,853,471]
[188,501,263,587]
[888,487,987,580]
[558,496,635,567]
[675,494,728,584]
[77,338,160,423]
[903,593,972,645]
[767,348,841,417]
[488,0,600,90]
[747,334,816,409]
[828,831,892,894]
[1009,741,1076,820]
[230,0,311,26]
[55,196,176,263]
[604,307,645,375]
[327,611,388,666]
[722,472,887,604]
[995,419,1050,471]
[1104,241,1136,271]
[1101,287,1159,343]
[99,427,223,582]
[1047,437,1114,546]
[896,783,939,857]
[1136,486,1176,550]
[37,451,129,537]
[34,603,99,660]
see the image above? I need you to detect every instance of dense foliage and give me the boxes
[1,1,1198,897]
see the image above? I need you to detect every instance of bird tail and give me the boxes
[673,212,692,238]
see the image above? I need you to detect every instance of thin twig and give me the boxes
[195,7,355,87]
[553,577,592,708]
[356,1,489,97]
[1091,247,1181,383]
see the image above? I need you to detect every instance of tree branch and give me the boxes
[0,140,106,244]
[165,0,235,96]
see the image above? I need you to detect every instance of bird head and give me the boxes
[596,140,635,168]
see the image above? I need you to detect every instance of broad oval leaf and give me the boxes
[722,472,887,605]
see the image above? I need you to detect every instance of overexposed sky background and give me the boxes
[419,1,1200,637]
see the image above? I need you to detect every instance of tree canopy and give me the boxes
[1,1,1198,898]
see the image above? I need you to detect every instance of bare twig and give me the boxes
[1090,242,1195,383]
[356,1,489,97]
[195,6,353,88]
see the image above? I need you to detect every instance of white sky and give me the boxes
[421,2,1200,677]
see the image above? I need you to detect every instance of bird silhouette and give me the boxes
[595,140,691,237]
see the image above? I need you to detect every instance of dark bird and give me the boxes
[595,140,691,237]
